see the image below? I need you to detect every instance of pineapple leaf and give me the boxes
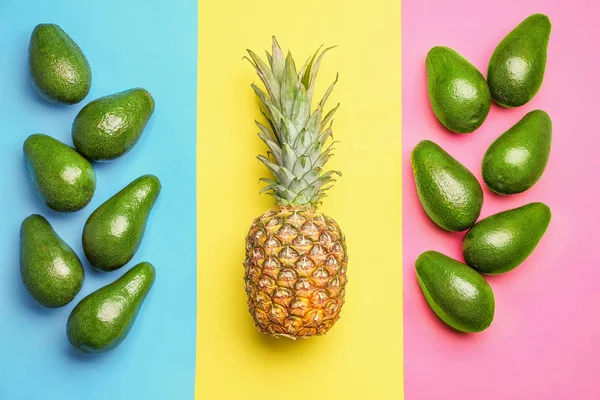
[320,103,339,132]
[293,193,311,205]
[261,182,296,204]
[259,109,279,142]
[300,44,323,89]
[258,156,294,186]
[290,84,310,131]
[279,117,299,145]
[314,142,337,167]
[281,143,299,170]
[305,108,323,137]
[247,50,280,106]
[251,85,276,118]
[310,193,324,204]
[260,181,279,193]
[256,121,275,141]
[278,186,300,203]
[265,51,272,67]
[289,178,307,193]
[308,141,323,164]
[258,133,283,164]
[319,184,335,192]
[259,177,278,186]
[298,55,311,82]
[310,185,334,204]
[316,169,338,180]
[311,170,340,190]
[259,186,274,195]
[318,126,333,144]
[306,46,336,104]
[314,152,334,169]
[292,154,310,176]
[271,36,285,82]
[318,73,339,109]
[252,84,285,135]
[280,52,299,120]
[300,166,322,182]
[277,166,297,186]
[293,128,313,154]
[259,184,275,195]
[257,155,279,176]
[297,183,317,196]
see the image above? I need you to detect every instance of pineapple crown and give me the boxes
[246,37,340,207]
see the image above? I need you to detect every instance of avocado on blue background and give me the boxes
[0,0,197,398]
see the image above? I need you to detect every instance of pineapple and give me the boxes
[244,38,348,339]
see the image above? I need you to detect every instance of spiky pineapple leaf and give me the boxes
[292,154,310,176]
[256,121,275,141]
[251,84,283,130]
[280,52,299,120]
[318,126,334,146]
[281,144,299,170]
[305,108,323,136]
[305,46,336,104]
[271,37,285,82]
[318,73,339,109]
[247,50,281,106]
[266,51,273,68]
[249,39,341,207]
[290,85,310,131]
[320,103,339,132]
[300,44,323,90]
[258,133,283,164]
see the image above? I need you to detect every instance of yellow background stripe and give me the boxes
[196,0,403,398]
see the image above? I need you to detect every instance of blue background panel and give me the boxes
[0,1,197,399]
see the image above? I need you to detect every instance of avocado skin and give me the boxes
[72,88,155,161]
[426,46,491,133]
[411,140,483,231]
[28,23,91,104]
[20,215,84,308]
[416,251,495,333]
[463,202,551,274]
[487,14,551,108]
[23,134,96,212]
[83,175,161,271]
[67,262,155,354]
[483,110,552,194]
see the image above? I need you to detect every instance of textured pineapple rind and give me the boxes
[244,206,348,338]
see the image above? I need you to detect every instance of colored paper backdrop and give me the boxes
[3,0,598,398]
[196,0,403,398]
[0,0,197,398]
[402,0,600,399]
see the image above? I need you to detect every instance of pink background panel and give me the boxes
[402,0,600,399]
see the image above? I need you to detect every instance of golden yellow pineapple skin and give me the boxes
[244,206,348,338]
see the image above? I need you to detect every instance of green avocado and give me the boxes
[411,140,483,231]
[72,88,155,161]
[24,134,96,212]
[83,175,161,271]
[463,202,551,274]
[67,262,155,354]
[28,23,91,104]
[483,110,552,194]
[20,215,84,308]
[426,46,491,133]
[416,251,495,333]
[487,14,551,107]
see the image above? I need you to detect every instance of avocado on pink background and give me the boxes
[402,0,600,398]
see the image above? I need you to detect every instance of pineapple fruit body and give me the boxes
[245,206,347,338]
